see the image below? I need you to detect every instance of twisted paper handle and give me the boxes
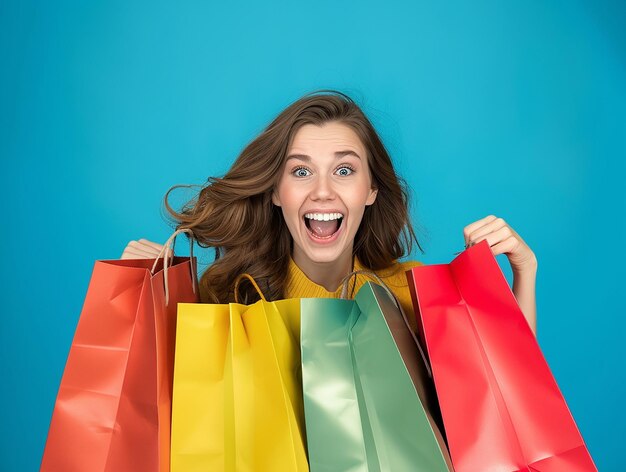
[150,228,197,305]
[233,273,267,303]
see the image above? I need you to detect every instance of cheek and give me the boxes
[275,185,301,213]
[350,186,376,209]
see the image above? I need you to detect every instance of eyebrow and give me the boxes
[285,150,362,162]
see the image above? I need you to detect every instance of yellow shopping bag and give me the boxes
[170,274,308,471]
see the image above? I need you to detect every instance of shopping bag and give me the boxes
[301,273,454,472]
[170,274,308,472]
[41,229,199,472]
[406,239,597,472]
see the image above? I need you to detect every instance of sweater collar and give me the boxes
[285,255,367,298]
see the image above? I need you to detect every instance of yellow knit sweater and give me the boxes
[284,256,424,334]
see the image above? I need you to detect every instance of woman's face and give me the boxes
[272,122,378,267]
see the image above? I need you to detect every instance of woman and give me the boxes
[122,90,538,334]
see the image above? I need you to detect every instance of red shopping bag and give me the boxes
[41,229,199,472]
[407,240,597,472]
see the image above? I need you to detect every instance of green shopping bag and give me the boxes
[301,276,453,471]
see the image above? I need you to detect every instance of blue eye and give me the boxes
[293,167,311,177]
[336,166,354,176]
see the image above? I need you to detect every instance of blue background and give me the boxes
[1,1,623,470]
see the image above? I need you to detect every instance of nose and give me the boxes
[309,174,336,201]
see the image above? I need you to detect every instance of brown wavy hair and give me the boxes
[164,89,422,303]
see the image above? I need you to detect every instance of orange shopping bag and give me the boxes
[41,229,199,472]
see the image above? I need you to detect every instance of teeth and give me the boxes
[304,212,344,221]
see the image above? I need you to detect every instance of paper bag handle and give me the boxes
[150,228,197,306]
[339,269,396,303]
[233,273,267,303]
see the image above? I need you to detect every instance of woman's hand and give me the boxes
[463,215,537,271]
[463,215,538,335]
[120,239,170,260]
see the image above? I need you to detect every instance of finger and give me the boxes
[467,218,509,246]
[128,240,162,252]
[128,240,170,257]
[121,249,154,259]
[126,243,164,257]
[138,239,166,251]
[124,246,155,256]
[470,226,513,246]
[463,215,498,246]
[470,225,515,249]
[488,236,519,256]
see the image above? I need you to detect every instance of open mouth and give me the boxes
[304,212,344,239]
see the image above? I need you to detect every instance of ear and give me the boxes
[365,187,378,206]
[272,189,281,207]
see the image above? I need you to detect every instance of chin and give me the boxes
[306,252,343,265]
[300,242,352,266]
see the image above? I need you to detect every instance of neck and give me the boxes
[293,249,354,292]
